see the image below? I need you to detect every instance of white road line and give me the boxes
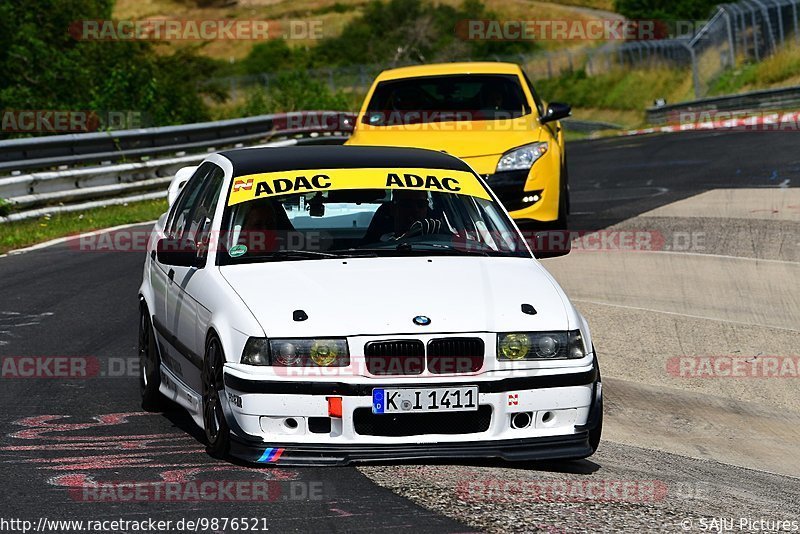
[0,220,158,260]
[625,249,800,266]
[572,298,800,334]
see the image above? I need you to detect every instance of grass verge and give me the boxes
[0,199,167,255]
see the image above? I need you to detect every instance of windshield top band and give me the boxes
[227,167,492,206]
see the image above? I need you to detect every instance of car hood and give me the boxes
[346,115,543,160]
[220,256,571,338]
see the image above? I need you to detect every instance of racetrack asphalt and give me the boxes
[0,129,798,533]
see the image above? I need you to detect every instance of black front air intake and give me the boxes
[427,338,485,374]
[364,340,425,375]
[353,405,493,436]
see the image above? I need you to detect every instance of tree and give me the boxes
[0,0,221,133]
[613,0,719,21]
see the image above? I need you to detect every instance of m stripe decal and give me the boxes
[257,447,285,463]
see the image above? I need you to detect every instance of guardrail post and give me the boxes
[722,7,737,65]
[750,4,761,61]
[768,0,785,45]
[681,41,702,99]
[736,4,749,60]
[751,0,778,52]
[792,0,800,43]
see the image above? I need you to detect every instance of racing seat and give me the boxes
[231,200,295,253]
[362,202,394,244]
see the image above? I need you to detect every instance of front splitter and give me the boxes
[229,432,595,467]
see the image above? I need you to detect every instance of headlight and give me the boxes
[497,330,587,360]
[241,337,349,367]
[241,338,270,366]
[496,142,548,173]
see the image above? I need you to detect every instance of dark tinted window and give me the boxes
[166,163,213,238]
[522,71,545,117]
[364,74,531,126]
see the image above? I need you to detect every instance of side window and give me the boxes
[166,163,213,239]
[185,166,225,255]
[522,72,545,118]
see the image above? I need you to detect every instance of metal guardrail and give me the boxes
[646,85,800,124]
[0,111,354,223]
[0,111,355,174]
[0,111,623,223]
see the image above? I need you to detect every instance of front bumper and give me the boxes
[221,365,601,466]
[228,433,595,466]
[482,169,560,222]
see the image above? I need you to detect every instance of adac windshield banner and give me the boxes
[227,167,492,206]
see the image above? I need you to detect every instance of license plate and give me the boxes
[372,386,478,414]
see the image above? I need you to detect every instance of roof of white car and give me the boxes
[218,145,473,177]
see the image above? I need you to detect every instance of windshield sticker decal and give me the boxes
[227,168,491,206]
[228,244,247,257]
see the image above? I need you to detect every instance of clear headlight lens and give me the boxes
[496,142,548,172]
[241,338,270,366]
[498,330,587,361]
[241,338,349,367]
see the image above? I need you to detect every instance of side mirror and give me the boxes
[534,245,571,259]
[540,102,571,124]
[524,228,571,259]
[156,238,201,267]
[168,166,198,206]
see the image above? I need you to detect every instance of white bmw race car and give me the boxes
[138,145,602,465]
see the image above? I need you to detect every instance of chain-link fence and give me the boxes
[216,0,800,103]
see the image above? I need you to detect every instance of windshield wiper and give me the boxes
[262,250,341,260]
[264,250,380,260]
[394,242,491,256]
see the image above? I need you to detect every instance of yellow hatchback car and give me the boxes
[347,62,572,226]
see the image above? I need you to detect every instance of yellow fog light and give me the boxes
[499,333,531,360]
[310,341,339,366]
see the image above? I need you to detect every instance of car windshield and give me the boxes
[364,74,531,126]
[217,167,530,264]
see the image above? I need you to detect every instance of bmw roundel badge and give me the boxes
[413,315,431,326]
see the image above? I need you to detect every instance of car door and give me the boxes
[151,164,211,373]
[164,163,225,393]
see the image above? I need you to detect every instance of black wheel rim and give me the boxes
[203,340,224,444]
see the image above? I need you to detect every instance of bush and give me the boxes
[309,0,538,66]
[237,70,353,116]
[0,198,11,217]
[241,40,313,75]
[613,0,719,21]
[0,0,223,133]
[535,67,689,110]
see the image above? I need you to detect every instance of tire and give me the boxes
[555,164,569,230]
[139,303,165,412]
[587,352,603,454]
[588,391,603,454]
[202,335,231,458]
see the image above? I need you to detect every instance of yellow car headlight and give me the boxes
[499,333,531,360]
[310,340,340,367]
[498,331,587,361]
[242,338,350,367]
